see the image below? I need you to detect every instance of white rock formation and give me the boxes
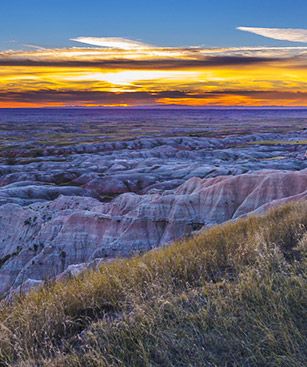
[0,169,306,297]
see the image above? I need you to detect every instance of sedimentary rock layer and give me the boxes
[0,168,306,296]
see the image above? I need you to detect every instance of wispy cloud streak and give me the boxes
[238,27,307,43]
[71,37,152,49]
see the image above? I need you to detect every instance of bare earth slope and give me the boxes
[0,109,306,297]
[0,169,306,296]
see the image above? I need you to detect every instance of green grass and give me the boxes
[0,202,306,367]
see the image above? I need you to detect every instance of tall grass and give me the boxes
[0,202,306,366]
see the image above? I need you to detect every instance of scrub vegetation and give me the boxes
[0,201,306,367]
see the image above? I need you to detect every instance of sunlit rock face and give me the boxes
[0,169,306,296]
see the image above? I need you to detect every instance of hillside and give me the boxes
[1,168,307,297]
[0,201,307,367]
[1,112,306,298]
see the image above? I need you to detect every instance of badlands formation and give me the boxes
[0,109,306,297]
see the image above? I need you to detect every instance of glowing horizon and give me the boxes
[1,35,307,107]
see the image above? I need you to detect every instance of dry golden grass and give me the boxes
[249,139,307,145]
[0,202,306,367]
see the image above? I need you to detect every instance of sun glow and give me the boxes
[64,70,202,86]
[1,38,307,107]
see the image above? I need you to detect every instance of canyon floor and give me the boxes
[0,108,306,298]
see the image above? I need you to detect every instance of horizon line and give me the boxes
[1,106,307,110]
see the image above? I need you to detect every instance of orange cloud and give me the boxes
[1,38,307,107]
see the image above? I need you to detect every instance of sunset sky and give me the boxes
[1,0,307,107]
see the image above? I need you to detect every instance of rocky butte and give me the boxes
[0,108,306,298]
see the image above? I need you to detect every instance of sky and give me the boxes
[1,0,307,107]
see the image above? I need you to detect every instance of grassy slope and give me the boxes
[0,202,306,367]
